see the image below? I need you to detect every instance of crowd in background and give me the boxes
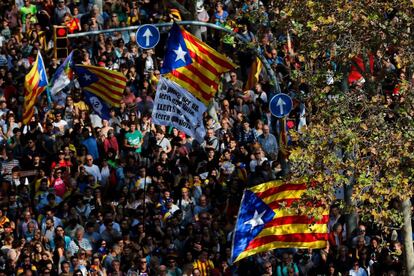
[0,0,408,275]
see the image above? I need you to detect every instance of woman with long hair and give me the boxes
[127,6,140,25]
[31,241,52,267]
[90,255,107,275]
[3,112,19,138]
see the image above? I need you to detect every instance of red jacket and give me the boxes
[328,232,343,248]
[104,136,119,154]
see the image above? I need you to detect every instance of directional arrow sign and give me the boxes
[143,28,153,47]
[269,93,293,118]
[276,97,286,115]
[136,24,160,50]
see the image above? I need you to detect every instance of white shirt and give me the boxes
[349,267,368,276]
[249,157,268,172]
[156,136,171,152]
[84,164,102,182]
[68,238,92,255]
[53,119,68,134]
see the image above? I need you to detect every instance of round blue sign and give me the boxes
[136,24,160,49]
[269,93,293,118]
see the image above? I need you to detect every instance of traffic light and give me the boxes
[53,26,68,59]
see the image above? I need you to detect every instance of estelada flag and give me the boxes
[231,180,328,263]
[73,65,127,107]
[23,52,48,124]
[161,23,236,105]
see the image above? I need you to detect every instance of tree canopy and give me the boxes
[261,0,414,230]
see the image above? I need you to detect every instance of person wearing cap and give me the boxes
[51,167,66,198]
[53,0,71,25]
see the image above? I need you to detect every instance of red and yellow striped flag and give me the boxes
[23,52,48,124]
[73,65,126,107]
[245,57,262,90]
[161,23,236,104]
[231,180,328,263]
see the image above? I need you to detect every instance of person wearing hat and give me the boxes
[51,167,66,198]
[51,149,72,171]
[196,1,209,41]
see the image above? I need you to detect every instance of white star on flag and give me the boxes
[244,209,266,231]
[84,74,91,81]
[174,45,187,63]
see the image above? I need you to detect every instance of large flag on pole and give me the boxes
[23,52,48,124]
[73,65,127,107]
[152,77,206,143]
[48,51,74,97]
[161,23,236,104]
[231,180,328,263]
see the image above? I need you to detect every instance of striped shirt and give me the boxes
[193,260,214,276]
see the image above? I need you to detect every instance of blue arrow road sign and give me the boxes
[136,24,160,49]
[269,93,293,118]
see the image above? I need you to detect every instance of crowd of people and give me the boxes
[0,0,408,275]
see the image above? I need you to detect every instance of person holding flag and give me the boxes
[48,51,74,102]
[73,63,127,120]
[22,51,48,125]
